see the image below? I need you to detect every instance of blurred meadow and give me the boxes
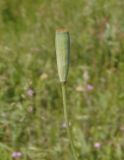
[0,0,124,159]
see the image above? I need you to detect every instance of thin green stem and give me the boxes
[61,83,78,160]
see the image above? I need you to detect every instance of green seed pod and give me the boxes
[55,29,70,83]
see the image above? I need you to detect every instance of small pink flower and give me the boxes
[12,152,22,158]
[94,142,101,149]
[27,88,35,97]
[87,84,94,91]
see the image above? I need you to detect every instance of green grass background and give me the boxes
[0,0,124,159]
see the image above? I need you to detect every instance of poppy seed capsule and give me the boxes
[55,30,70,83]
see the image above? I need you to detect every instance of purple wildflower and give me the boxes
[94,142,101,149]
[86,84,94,91]
[27,88,35,97]
[12,152,22,158]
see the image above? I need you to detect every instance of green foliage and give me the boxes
[0,0,124,159]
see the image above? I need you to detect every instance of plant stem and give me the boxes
[61,83,78,160]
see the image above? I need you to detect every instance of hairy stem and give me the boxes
[61,83,78,160]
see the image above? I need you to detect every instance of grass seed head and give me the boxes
[55,29,70,83]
